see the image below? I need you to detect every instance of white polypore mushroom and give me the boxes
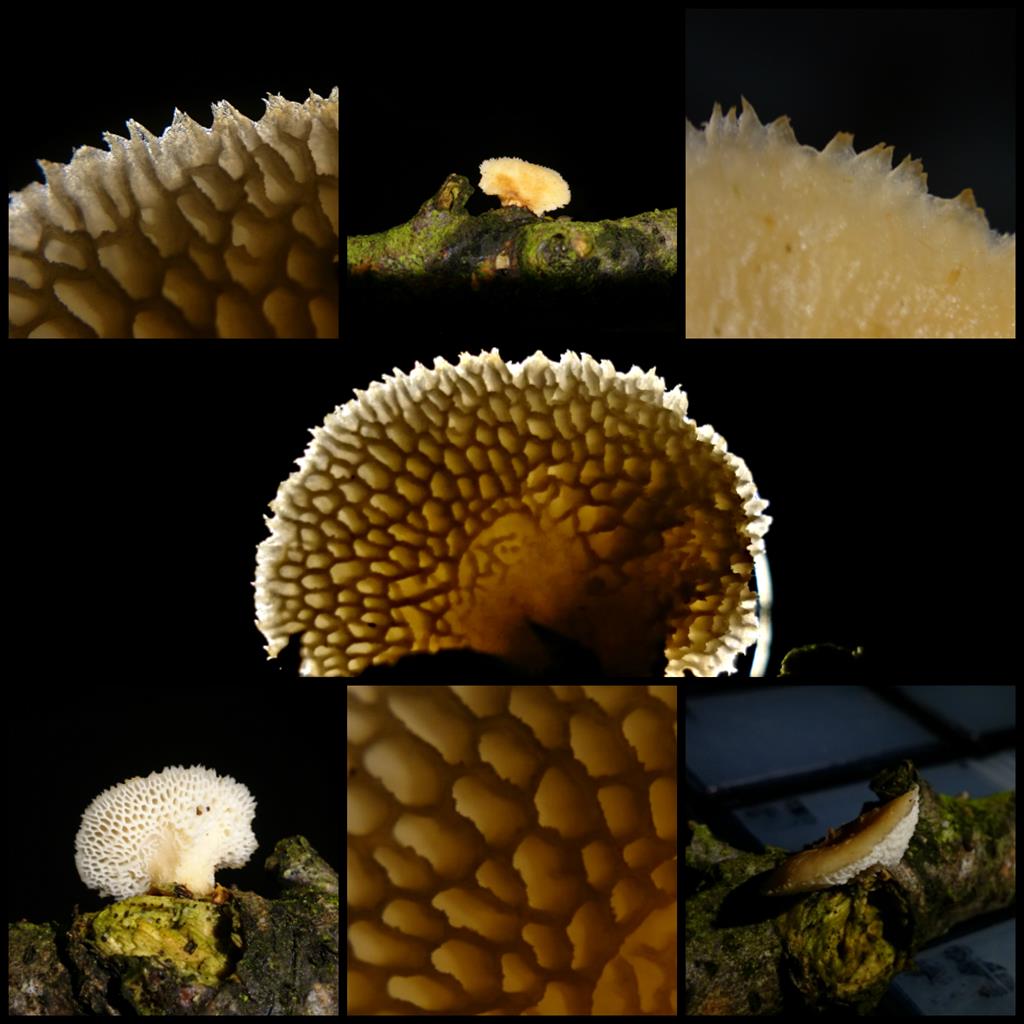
[75,765,258,899]
[255,349,770,677]
[479,157,571,216]
[686,98,1015,337]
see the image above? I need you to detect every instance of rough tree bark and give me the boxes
[8,836,339,1016]
[685,762,1015,1014]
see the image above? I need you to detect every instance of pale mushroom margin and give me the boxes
[9,88,338,338]
[686,98,1015,338]
[255,350,770,677]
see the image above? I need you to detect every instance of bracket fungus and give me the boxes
[255,350,770,677]
[347,684,677,1014]
[761,785,920,897]
[75,765,258,900]
[8,88,338,338]
[479,157,571,216]
[686,99,1015,337]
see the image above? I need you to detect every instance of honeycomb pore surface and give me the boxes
[347,685,677,1014]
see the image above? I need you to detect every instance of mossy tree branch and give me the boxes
[685,763,1015,1014]
[8,836,338,1016]
[347,174,677,290]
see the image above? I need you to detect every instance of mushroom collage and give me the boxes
[14,61,1013,1018]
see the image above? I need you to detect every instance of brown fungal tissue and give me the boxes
[8,88,338,338]
[347,684,677,1015]
[255,350,770,677]
[478,157,571,216]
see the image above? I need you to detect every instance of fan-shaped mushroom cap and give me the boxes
[479,157,571,216]
[75,765,257,899]
[255,350,769,677]
[761,785,920,896]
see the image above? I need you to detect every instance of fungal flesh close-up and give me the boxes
[255,350,770,677]
[686,98,1015,338]
[347,684,677,1014]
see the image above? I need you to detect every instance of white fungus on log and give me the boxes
[761,785,920,896]
[75,765,258,900]
[9,88,338,338]
[255,350,770,677]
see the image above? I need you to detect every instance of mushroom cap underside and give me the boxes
[761,785,919,895]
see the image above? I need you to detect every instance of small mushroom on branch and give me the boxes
[761,785,920,896]
[479,157,571,216]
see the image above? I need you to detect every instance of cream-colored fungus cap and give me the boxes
[686,98,1015,338]
[479,157,571,216]
[255,350,770,677]
[9,88,339,338]
[347,684,677,1014]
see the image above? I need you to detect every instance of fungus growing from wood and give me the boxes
[479,157,571,216]
[761,785,920,896]
[686,99,1015,337]
[75,765,258,899]
[255,350,770,677]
